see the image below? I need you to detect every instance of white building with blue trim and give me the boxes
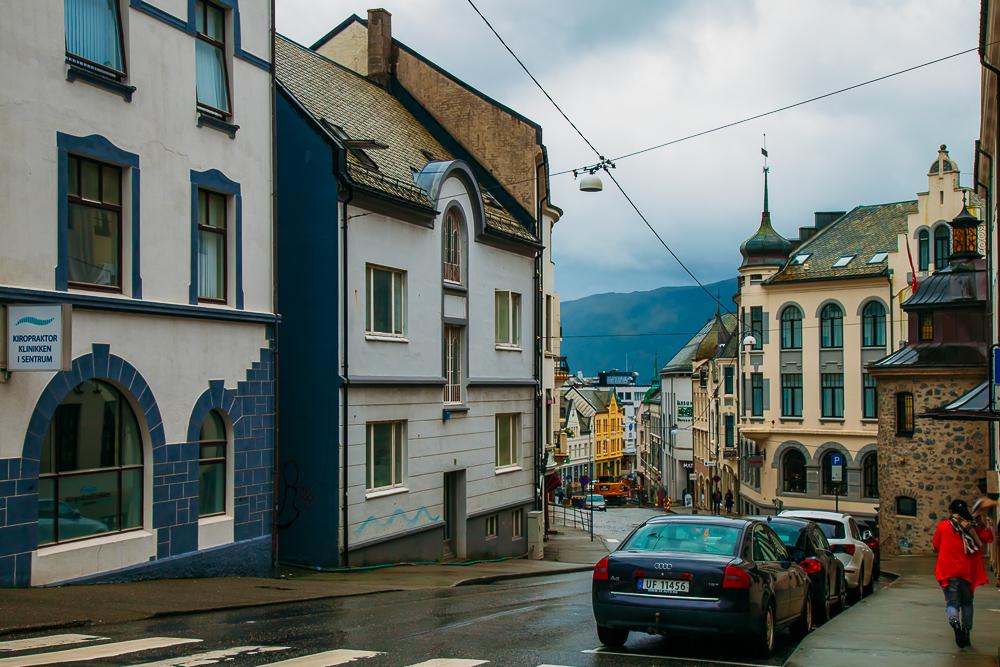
[0,0,275,586]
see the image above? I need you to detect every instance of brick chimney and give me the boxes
[367,9,393,88]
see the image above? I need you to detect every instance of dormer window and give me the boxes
[867,252,888,264]
[833,255,855,268]
[790,253,810,265]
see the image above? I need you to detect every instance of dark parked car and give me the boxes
[751,517,847,623]
[592,516,813,657]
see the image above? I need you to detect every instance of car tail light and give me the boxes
[800,558,822,575]
[722,564,752,589]
[833,543,856,556]
[594,556,609,581]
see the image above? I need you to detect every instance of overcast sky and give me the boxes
[277,0,981,301]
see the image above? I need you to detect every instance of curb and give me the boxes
[455,564,593,586]
[0,619,92,639]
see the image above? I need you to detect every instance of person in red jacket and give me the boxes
[932,499,994,648]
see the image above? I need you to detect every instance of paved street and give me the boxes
[0,508,885,667]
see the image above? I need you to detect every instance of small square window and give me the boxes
[832,255,855,268]
[366,265,406,337]
[485,513,498,539]
[868,252,889,264]
[790,253,810,265]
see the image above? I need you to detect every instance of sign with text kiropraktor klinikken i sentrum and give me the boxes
[5,304,72,372]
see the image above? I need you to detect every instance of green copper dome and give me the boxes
[740,169,791,268]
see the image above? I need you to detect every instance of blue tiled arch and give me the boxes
[23,343,165,464]
[187,379,243,445]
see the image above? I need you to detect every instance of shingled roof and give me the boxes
[274,35,534,242]
[662,318,720,374]
[768,201,918,283]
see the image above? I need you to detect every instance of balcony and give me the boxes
[443,383,461,404]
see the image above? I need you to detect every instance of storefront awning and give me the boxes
[922,381,1000,421]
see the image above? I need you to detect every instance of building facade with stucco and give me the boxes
[0,0,275,586]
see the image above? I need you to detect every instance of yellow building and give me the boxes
[564,387,624,479]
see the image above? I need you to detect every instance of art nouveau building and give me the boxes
[0,0,274,586]
[736,149,977,519]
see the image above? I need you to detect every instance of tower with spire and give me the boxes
[739,149,792,270]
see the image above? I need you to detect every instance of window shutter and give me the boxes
[762,379,771,411]
[761,311,770,345]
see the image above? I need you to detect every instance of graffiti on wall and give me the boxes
[354,506,441,537]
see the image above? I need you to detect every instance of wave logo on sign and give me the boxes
[16,316,55,327]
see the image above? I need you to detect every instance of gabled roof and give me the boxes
[274,35,533,241]
[769,202,918,283]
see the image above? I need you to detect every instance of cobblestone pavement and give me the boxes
[591,506,665,545]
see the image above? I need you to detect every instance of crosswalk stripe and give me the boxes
[261,649,382,666]
[404,661,489,667]
[131,645,290,666]
[0,634,108,652]
[0,637,201,666]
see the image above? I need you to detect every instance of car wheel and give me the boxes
[754,603,776,657]
[857,566,866,599]
[793,591,814,637]
[836,575,848,612]
[596,625,628,648]
[816,583,831,624]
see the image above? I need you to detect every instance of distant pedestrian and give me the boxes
[933,499,994,648]
[555,486,564,505]
[711,489,722,515]
[724,490,734,515]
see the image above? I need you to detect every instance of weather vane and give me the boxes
[761,133,768,173]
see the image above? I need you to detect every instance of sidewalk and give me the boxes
[787,555,1000,667]
[0,528,598,637]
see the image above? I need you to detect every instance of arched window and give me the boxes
[780,305,802,350]
[38,380,143,545]
[861,301,886,347]
[822,450,848,496]
[443,209,462,284]
[782,449,807,493]
[862,453,878,498]
[917,230,930,271]
[199,410,227,516]
[896,496,917,516]
[820,303,843,348]
[934,226,951,270]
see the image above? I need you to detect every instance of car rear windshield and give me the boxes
[812,519,846,540]
[768,522,803,547]
[587,495,604,502]
[622,522,741,556]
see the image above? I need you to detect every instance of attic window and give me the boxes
[319,119,383,171]
[790,253,810,265]
[833,255,855,268]
[868,252,889,264]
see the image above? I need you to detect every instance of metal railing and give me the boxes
[548,502,593,538]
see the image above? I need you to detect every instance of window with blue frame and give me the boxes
[751,373,764,417]
[64,0,127,80]
[67,154,122,290]
[781,373,802,417]
[863,374,878,419]
[918,230,930,271]
[195,0,231,117]
[820,303,843,348]
[934,226,950,270]
[723,366,734,395]
[750,307,763,350]
[780,305,802,349]
[861,301,886,347]
[821,373,844,418]
[724,414,734,448]
[197,189,227,302]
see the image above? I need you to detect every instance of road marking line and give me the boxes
[582,648,771,667]
[0,634,108,652]
[261,649,382,666]
[132,645,290,666]
[0,637,201,666]
[405,661,488,667]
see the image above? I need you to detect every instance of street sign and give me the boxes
[830,453,843,482]
[579,475,590,488]
[747,455,764,466]
[688,473,697,480]
[705,461,717,467]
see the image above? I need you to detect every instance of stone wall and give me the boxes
[875,370,988,555]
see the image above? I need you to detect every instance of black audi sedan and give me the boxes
[592,516,812,657]
[749,517,847,623]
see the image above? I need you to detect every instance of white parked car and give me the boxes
[780,510,875,600]
[585,494,607,511]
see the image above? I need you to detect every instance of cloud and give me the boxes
[277,1,981,301]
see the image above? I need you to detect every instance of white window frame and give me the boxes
[832,255,855,268]
[366,264,406,339]
[495,290,522,349]
[444,326,463,404]
[495,413,521,470]
[365,421,406,493]
[485,513,498,539]
[443,209,462,285]
[512,508,524,539]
